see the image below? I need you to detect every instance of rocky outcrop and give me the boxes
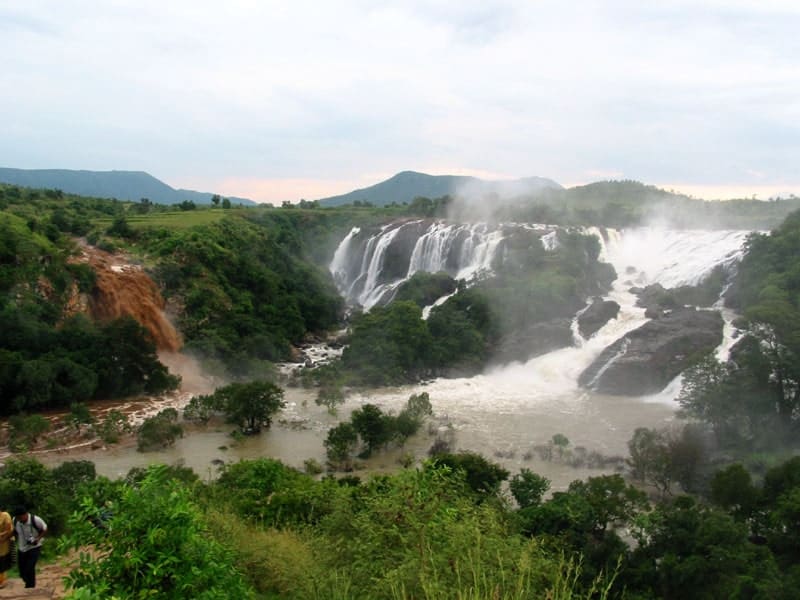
[578,298,620,339]
[490,318,574,365]
[630,283,677,318]
[578,308,723,395]
[378,220,430,282]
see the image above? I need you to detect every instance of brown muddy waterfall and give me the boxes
[82,245,182,352]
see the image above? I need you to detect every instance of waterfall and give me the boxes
[80,244,182,352]
[330,220,558,310]
[600,228,750,288]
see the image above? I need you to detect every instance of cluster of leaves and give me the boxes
[324,394,433,469]
[392,271,457,308]
[184,380,285,434]
[205,456,604,599]
[136,408,183,451]
[626,424,709,496]
[0,309,179,414]
[60,464,252,599]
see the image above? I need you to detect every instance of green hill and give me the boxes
[318,170,563,206]
[0,167,256,205]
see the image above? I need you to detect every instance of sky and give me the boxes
[1,1,799,204]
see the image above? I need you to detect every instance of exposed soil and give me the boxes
[0,553,72,599]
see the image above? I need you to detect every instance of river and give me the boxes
[37,226,751,492]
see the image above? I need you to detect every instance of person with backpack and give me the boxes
[0,508,12,588]
[12,506,47,589]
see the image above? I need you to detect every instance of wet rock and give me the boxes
[490,318,574,366]
[578,298,620,338]
[377,220,430,283]
[631,283,678,318]
[578,308,723,395]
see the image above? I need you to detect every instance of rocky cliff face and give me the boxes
[578,308,723,395]
[578,298,621,339]
[490,318,574,366]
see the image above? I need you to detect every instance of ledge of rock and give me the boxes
[578,308,724,395]
[578,298,621,339]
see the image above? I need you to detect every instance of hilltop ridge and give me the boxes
[0,167,255,205]
[318,170,562,206]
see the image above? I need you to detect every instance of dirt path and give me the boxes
[0,556,70,599]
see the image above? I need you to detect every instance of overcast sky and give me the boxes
[1,1,798,204]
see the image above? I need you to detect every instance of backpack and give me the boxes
[13,514,42,535]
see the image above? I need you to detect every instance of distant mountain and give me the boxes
[0,168,256,205]
[317,170,563,207]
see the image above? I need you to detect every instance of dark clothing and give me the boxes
[17,546,40,588]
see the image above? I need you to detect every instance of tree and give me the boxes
[7,414,50,452]
[350,403,393,457]
[51,460,97,499]
[551,433,570,459]
[65,402,95,430]
[627,427,672,495]
[136,408,183,451]
[324,422,359,470]
[214,380,285,434]
[510,469,550,509]
[630,496,782,599]
[432,451,509,498]
[710,464,759,521]
[342,301,433,385]
[182,394,215,425]
[567,474,648,538]
[316,384,345,414]
[94,409,131,444]
[211,194,221,207]
[222,197,231,209]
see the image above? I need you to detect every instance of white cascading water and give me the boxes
[331,223,751,394]
[338,225,754,487]
[331,220,552,310]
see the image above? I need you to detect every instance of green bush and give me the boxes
[136,408,183,451]
[60,464,253,599]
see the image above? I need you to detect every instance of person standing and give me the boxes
[0,509,12,588]
[13,506,47,589]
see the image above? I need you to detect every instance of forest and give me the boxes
[1,182,800,598]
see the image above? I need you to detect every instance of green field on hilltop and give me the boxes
[93,208,237,229]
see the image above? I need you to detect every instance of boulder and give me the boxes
[631,283,679,318]
[578,298,620,338]
[490,318,574,365]
[578,308,724,395]
[377,220,429,283]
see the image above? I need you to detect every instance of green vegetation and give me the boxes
[137,408,183,451]
[0,186,182,414]
[393,271,457,307]
[184,380,286,434]
[60,465,253,599]
[324,393,433,466]
[2,451,798,599]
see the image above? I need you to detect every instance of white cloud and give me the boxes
[0,0,798,202]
